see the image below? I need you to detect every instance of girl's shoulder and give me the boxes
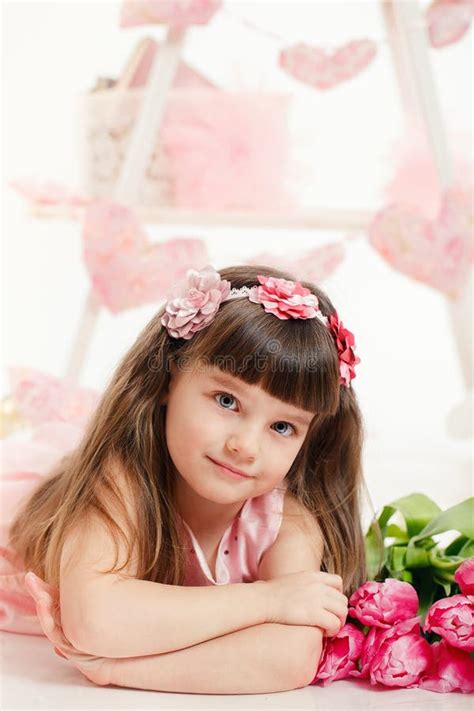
[60,456,139,582]
[280,489,324,555]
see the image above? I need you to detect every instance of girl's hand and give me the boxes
[263,570,348,637]
[24,571,113,686]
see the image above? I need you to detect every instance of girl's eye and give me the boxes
[271,421,296,438]
[214,393,296,437]
[215,392,237,410]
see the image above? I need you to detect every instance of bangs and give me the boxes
[176,298,341,418]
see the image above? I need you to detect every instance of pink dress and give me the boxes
[181,484,287,586]
[0,429,287,636]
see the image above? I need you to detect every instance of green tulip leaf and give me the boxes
[412,498,474,543]
[385,524,409,542]
[444,535,469,556]
[365,519,386,579]
[416,572,436,621]
[388,493,442,537]
[429,552,464,572]
[459,539,474,558]
[433,570,454,590]
[405,545,431,569]
[388,545,407,571]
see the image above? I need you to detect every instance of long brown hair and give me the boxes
[8,265,367,595]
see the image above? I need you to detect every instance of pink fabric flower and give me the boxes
[328,311,361,386]
[349,578,419,629]
[120,0,222,29]
[454,557,474,595]
[423,594,474,651]
[349,625,385,679]
[248,274,320,320]
[370,616,432,688]
[310,623,365,686]
[418,639,474,694]
[161,265,231,339]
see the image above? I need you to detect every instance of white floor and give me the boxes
[2,631,472,711]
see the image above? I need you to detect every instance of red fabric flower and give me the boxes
[328,311,361,386]
[249,274,320,320]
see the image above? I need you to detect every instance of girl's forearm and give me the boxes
[73,578,269,658]
[105,623,322,694]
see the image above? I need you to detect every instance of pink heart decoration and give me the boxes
[279,40,377,90]
[369,187,473,298]
[426,0,473,48]
[245,243,345,284]
[119,0,222,29]
[10,178,90,207]
[83,200,209,313]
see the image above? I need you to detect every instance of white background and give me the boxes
[2,0,473,517]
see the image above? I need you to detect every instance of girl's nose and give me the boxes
[226,428,259,461]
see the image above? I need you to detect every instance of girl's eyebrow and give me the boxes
[207,373,314,426]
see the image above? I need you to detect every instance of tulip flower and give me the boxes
[349,578,419,628]
[454,557,474,595]
[310,623,366,685]
[423,594,474,651]
[369,617,432,687]
[418,639,474,694]
[349,625,385,679]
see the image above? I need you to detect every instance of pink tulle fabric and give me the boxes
[1,369,99,636]
[82,200,209,313]
[384,126,473,220]
[161,91,294,211]
[0,423,84,636]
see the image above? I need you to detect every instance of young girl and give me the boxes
[7,263,367,694]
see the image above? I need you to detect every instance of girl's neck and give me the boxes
[173,473,246,537]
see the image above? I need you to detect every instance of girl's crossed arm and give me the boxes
[27,495,342,693]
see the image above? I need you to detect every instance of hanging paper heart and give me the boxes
[369,188,473,298]
[426,0,473,48]
[83,200,209,313]
[245,243,345,284]
[279,40,377,90]
[9,178,90,208]
[120,0,222,29]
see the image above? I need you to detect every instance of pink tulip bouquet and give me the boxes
[311,493,474,693]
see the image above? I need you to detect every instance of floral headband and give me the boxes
[161,265,360,386]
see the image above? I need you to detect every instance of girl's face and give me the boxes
[164,364,315,506]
